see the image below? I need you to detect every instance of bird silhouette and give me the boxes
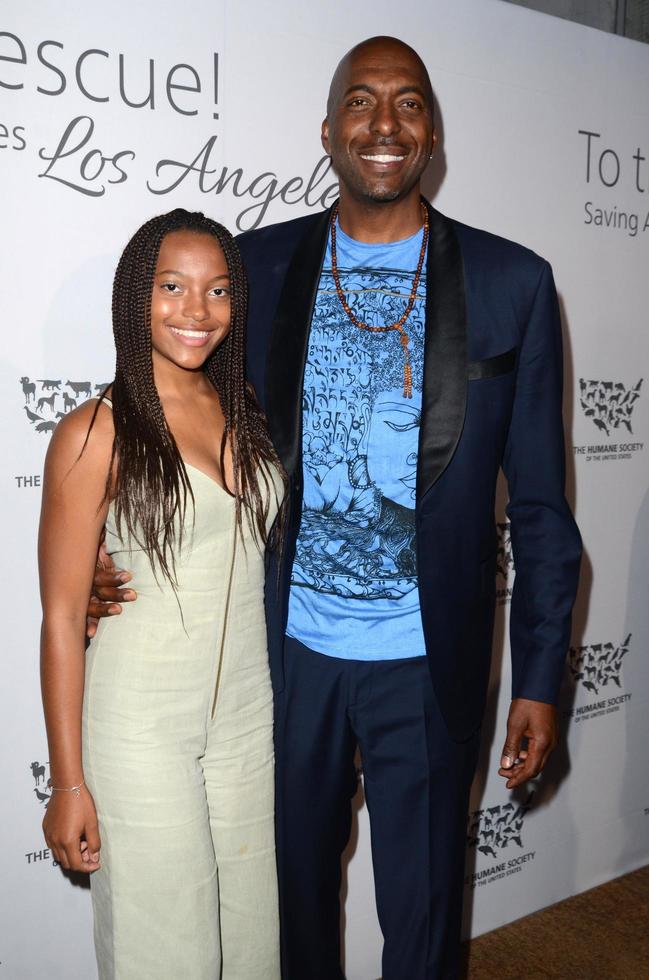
[24,406,43,423]
[34,788,50,805]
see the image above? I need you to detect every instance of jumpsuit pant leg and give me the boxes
[83,652,222,980]
[202,625,281,980]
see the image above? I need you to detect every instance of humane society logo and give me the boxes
[464,792,536,889]
[25,758,60,868]
[564,634,632,724]
[573,378,644,463]
[579,378,642,436]
[495,520,514,605]
[20,377,110,434]
[29,759,51,807]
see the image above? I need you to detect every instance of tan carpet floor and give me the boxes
[460,865,649,979]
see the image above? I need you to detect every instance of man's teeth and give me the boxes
[360,153,406,162]
[170,327,209,338]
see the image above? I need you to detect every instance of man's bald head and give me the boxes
[326,36,435,121]
[321,35,436,209]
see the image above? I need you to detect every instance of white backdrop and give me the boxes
[2,2,649,977]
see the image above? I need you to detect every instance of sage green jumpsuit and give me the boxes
[82,431,282,980]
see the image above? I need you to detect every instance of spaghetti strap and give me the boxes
[101,394,113,409]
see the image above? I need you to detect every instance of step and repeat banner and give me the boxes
[1,1,648,977]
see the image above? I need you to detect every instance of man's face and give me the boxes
[322,40,435,205]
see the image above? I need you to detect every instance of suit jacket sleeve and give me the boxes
[503,260,582,705]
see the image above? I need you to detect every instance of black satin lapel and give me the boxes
[265,207,332,478]
[417,204,468,500]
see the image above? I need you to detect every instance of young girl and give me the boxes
[39,210,284,980]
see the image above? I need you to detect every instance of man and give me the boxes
[92,36,581,980]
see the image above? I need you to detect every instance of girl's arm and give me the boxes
[38,402,112,873]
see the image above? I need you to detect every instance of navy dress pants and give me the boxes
[274,637,481,980]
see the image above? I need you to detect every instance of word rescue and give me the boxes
[0,31,220,117]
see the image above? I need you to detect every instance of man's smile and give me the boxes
[359,152,407,163]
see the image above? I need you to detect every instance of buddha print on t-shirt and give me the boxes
[286,220,428,661]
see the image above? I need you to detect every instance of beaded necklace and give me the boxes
[329,202,429,399]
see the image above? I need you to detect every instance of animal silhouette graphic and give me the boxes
[579,379,643,436]
[66,380,92,398]
[24,406,44,424]
[36,392,57,413]
[568,634,631,694]
[30,761,46,785]
[496,522,513,579]
[21,375,106,436]
[62,391,77,412]
[467,791,534,857]
[20,377,36,403]
[34,787,51,806]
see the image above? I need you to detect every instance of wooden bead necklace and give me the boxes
[329,202,429,399]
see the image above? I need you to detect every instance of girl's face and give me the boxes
[149,230,232,375]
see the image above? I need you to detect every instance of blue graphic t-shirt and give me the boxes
[286,220,428,660]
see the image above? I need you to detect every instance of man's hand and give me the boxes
[86,541,136,638]
[498,698,557,789]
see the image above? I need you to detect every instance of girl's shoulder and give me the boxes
[45,397,115,484]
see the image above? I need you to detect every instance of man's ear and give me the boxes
[321,117,330,155]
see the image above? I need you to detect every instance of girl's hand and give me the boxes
[43,786,101,873]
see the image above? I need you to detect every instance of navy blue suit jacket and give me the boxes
[238,202,582,742]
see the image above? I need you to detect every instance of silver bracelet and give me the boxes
[47,778,85,798]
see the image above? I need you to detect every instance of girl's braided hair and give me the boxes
[98,208,284,583]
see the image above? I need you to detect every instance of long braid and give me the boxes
[202,221,279,544]
[98,208,284,585]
